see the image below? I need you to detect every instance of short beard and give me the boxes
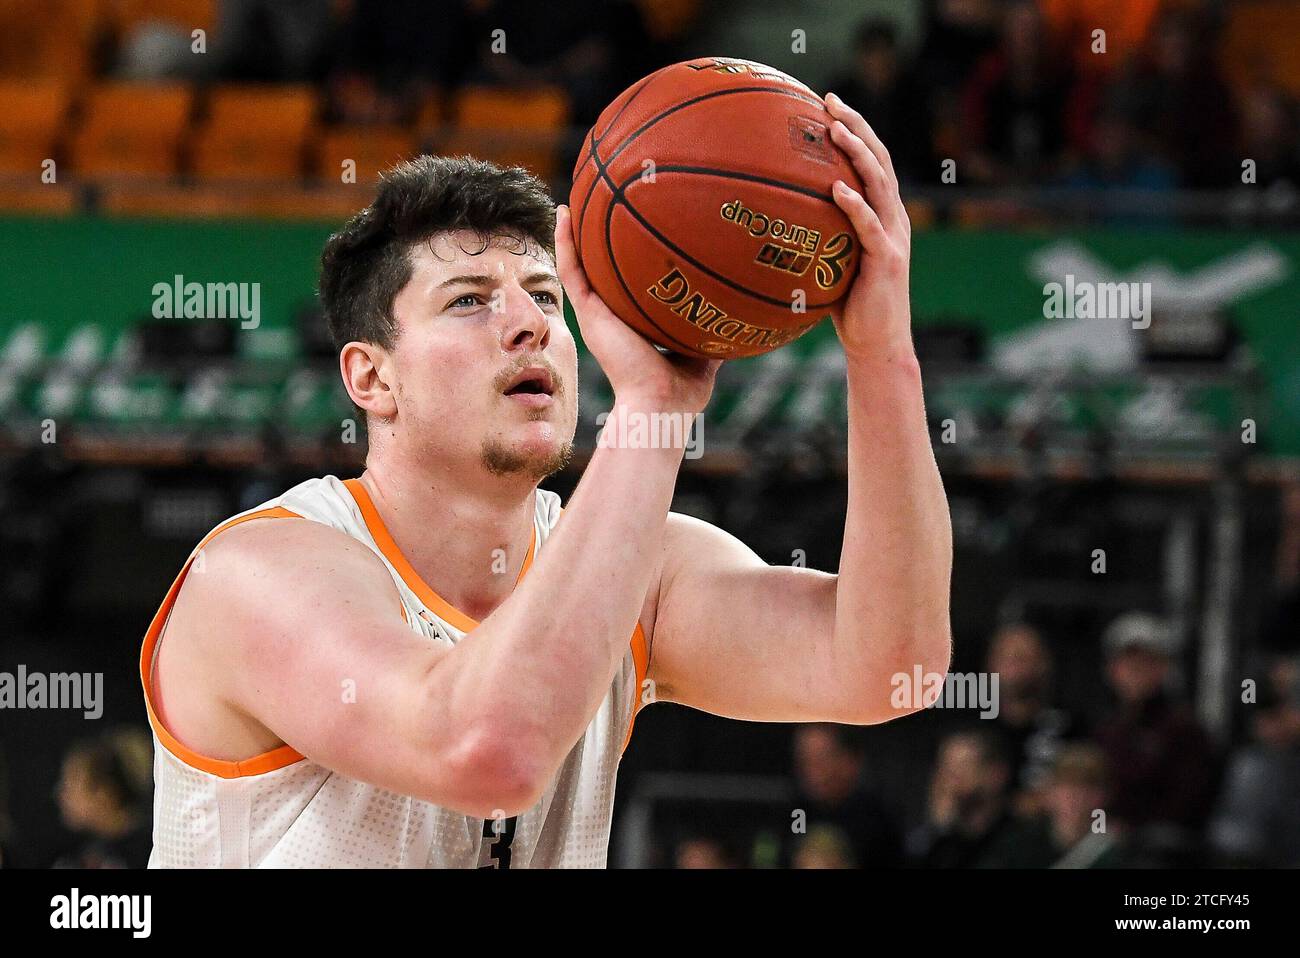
[480,438,574,480]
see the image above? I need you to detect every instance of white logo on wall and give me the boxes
[996,241,1289,374]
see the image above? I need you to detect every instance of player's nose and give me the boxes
[499,286,551,352]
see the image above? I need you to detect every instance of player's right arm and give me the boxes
[155,517,533,817]
[157,452,669,822]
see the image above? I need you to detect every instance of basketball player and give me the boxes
[140,94,951,867]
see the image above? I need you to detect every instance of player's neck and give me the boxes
[355,457,538,624]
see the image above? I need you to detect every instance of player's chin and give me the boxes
[481,428,574,479]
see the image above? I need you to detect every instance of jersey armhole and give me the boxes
[140,507,308,779]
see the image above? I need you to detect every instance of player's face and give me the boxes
[389,230,578,480]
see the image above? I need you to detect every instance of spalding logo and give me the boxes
[646,268,810,353]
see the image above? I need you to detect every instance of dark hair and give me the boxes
[318,154,557,354]
[66,729,152,811]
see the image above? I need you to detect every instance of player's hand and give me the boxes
[555,204,720,415]
[824,92,914,363]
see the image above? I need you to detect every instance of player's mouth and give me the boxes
[501,365,556,408]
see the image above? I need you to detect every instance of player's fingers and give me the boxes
[828,119,900,231]
[831,179,886,254]
[825,92,898,190]
[553,205,595,309]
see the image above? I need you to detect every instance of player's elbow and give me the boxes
[832,626,953,725]
[444,720,549,818]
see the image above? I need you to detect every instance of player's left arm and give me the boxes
[645,93,952,725]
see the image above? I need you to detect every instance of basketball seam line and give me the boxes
[573,67,669,261]
[575,83,825,260]
[602,183,702,355]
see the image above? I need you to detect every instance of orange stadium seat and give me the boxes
[0,80,73,177]
[312,125,418,184]
[0,0,102,80]
[1222,0,1300,96]
[439,86,570,180]
[67,83,194,178]
[189,85,318,182]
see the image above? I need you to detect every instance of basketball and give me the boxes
[570,56,864,360]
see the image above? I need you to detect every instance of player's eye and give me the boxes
[531,290,558,306]
[449,294,483,309]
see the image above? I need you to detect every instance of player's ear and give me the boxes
[340,341,398,420]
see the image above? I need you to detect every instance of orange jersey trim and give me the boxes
[621,623,650,756]
[140,506,307,779]
[343,477,536,634]
[142,482,651,779]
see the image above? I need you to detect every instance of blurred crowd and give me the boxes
[28,0,687,130]
[673,616,1300,869]
[3,608,1296,869]
[1,489,1297,869]
[10,0,1294,196]
[0,727,153,868]
[826,0,1298,195]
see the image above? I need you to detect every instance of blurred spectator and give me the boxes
[792,825,857,869]
[917,0,1002,161]
[1209,654,1300,867]
[674,835,739,868]
[329,1,477,124]
[209,0,335,83]
[1111,7,1240,188]
[785,724,902,868]
[1038,0,1163,75]
[1057,100,1178,225]
[52,728,153,869]
[983,623,1087,815]
[1060,103,1176,193]
[916,0,1001,94]
[994,743,1132,867]
[907,728,1038,868]
[460,0,657,126]
[1238,84,1300,200]
[960,0,1075,184]
[1093,613,1219,853]
[826,20,934,183]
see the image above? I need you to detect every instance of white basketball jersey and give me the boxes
[140,475,648,868]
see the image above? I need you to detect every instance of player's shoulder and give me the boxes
[181,510,398,622]
[658,511,769,592]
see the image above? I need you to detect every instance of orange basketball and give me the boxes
[570,56,863,360]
